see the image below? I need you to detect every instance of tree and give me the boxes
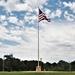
[0,58,3,71]
[57,60,69,71]
[4,54,13,71]
[1,54,75,71]
[25,60,37,71]
[10,58,21,71]
[51,62,57,71]
[44,62,51,71]
[71,61,75,71]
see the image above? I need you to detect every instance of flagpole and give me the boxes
[36,7,41,71]
[38,11,39,67]
[36,7,50,71]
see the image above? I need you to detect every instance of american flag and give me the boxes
[39,8,50,22]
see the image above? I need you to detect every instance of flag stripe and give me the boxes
[39,8,50,22]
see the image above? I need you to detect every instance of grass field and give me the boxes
[0,71,75,75]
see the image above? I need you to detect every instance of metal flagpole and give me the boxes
[36,7,50,71]
[38,11,39,67]
[36,7,41,71]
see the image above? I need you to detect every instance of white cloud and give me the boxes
[0,26,38,60]
[0,15,7,26]
[15,3,32,12]
[45,8,51,17]
[25,0,47,8]
[18,20,24,26]
[8,16,18,24]
[5,0,19,12]
[2,21,8,26]
[55,9,62,17]
[38,22,75,62]
[64,11,74,21]
[0,0,30,12]
[0,0,19,12]
[0,0,5,6]
[0,22,75,62]
[0,15,6,21]
[0,0,47,12]
[0,0,75,63]
[0,25,23,44]
[0,25,9,34]
[63,2,75,13]
[24,15,37,21]
[24,15,37,24]
[51,9,62,18]
[10,30,23,36]
[0,42,2,45]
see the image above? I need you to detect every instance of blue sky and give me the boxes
[0,0,75,63]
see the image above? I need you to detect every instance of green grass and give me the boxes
[0,71,75,75]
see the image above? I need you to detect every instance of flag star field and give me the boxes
[0,0,75,62]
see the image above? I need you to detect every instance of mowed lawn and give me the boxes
[0,71,75,75]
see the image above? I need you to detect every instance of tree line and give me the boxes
[0,54,75,71]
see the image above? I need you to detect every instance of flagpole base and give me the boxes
[36,66,41,71]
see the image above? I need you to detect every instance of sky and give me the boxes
[0,0,75,63]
